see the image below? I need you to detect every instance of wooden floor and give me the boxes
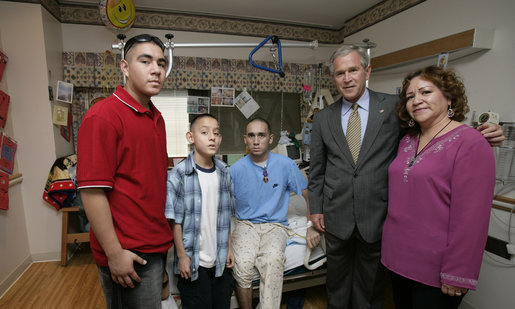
[0,248,105,309]
[0,247,393,309]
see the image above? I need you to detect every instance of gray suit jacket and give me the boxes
[308,89,402,243]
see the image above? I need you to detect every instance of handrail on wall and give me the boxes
[493,195,515,213]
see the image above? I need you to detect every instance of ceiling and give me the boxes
[60,0,384,30]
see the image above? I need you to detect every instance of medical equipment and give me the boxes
[249,35,285,77]
[271,143,303,165]
[496,122,515,182]
[112,33,318,83]
[112,33,376,82]
[476,111,500,126]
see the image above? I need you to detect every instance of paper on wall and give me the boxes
[234,91,260,119]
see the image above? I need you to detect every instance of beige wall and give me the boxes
[43,9,73,158]
[0,24,31,297]
[0,1,62,295]
[346,0,515,308]
[347,0,515,124]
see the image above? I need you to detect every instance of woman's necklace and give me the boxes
[408,119,452,167]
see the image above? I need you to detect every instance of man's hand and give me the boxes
[311,214,325,232]
[177,255,192,279]
[477,123,505,147]
[226,247,236,268]
[306,226,321,249]
[441,283,468,297]
[107,249,146,288]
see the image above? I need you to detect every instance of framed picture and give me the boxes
[187,96,210,114]
[52,105,69,126]
[437,52,449,68]
[211,87,235,107]
[56,81,74,104]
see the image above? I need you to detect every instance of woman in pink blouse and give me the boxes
[381,66,495,309]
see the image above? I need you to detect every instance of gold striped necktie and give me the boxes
[346,103,361,163]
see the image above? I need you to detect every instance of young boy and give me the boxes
[165,114,235,308]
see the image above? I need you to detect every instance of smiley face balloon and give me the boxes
[99,0,136,31]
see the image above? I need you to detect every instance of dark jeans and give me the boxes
[178,266,234,309]
[390,271,464,309]
[97,251,166,309]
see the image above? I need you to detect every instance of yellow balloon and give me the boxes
[99,0,135,31]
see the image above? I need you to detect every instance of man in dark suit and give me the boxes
[308,46,505,309]
[309,46,398,309]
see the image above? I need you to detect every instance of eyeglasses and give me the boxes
[263,166,268,183]
[124,34,165,58]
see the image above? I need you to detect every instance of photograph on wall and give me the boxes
[437,52,449,68]
[0,132,17,175]
[234,90,260,118]
[56,80,74,103]
[0,89,10,128]
[187,96,210,114]
[211,86,235,107]
[52,105,69,126]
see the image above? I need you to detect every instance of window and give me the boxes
[153,90,189,157]
[189,90,301,155]
[154,89,302,158]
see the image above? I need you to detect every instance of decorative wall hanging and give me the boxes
[0,89,10,129]
[99,0,136,32]
[0,133,17,175]
[0,50,7,83]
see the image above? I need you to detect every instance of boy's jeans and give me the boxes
[97,251,166,309]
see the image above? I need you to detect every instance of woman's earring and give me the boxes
[408,119,415,127]
[447,106,455,118]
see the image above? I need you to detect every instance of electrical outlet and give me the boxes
[485,236,512,260]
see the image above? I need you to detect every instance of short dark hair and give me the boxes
[190,113,218,131]
[247,117,271,133]
[397,65,469,135]
[124,34,165,58]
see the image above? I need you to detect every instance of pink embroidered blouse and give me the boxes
[381,125,495,289]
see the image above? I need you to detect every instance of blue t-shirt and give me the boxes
[230,152,307,225]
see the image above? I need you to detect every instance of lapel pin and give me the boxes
[379,109,384,113]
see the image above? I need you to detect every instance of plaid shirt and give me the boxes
[165,152,235,281]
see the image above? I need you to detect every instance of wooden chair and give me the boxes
[60,206,89,266]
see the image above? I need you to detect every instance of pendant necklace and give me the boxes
[408,119,452,167]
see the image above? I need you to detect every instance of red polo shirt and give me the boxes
[77,86,172,266]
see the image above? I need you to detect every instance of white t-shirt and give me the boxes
[196,164,219,268]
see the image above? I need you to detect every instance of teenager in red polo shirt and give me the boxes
[77,34,173,308]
